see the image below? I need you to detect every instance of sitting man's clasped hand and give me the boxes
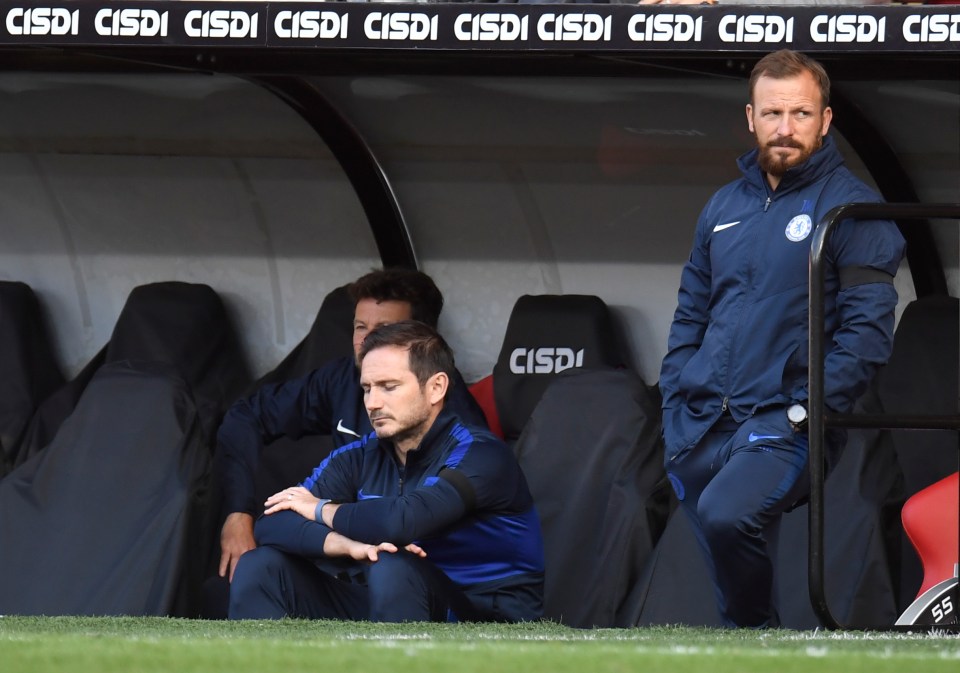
[264,486,320,519]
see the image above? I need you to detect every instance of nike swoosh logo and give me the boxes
[748,432,781,443]
[357,489,382,500]
[713,221,740,232]
[336,419,361,438]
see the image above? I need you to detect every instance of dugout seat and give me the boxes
[0,281,251,617]
[773,407,906,628]
[515,367,673,627]
[482,294,670,626]
[875,295,959,610]
[469,294,629,442]
[0,282,63,477]
[775,296,959,627]
[901,471,959,600]
[11,346,106,470]
[253,283,354,389]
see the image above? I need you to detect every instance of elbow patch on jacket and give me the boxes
[839,265,894,291]
[439,467,476,511]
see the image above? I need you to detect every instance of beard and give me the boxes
[757,135,821,177]
[369,407,431,446]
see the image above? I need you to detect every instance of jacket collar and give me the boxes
[737,134,844,196]
[377,405,458,466]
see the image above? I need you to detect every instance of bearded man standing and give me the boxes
[659,49,906,628]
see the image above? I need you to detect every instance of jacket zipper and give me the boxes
[719,192,770,418]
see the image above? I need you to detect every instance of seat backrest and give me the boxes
[0,281,251,617]
[877,295,959,495]
[901,471,960,599]
[106,281,252,443]
[492,294,627,441]
[0,282,64,474]
[12,346,105,471]
[254,283,354,388]
[242,284,356,507]
[874,295,959,609]
[515,368,672,627]
[468,375,503,439]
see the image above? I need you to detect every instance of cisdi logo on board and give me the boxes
[6,7,78,36]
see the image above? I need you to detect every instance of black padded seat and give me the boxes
[877,296,958,497]
[0,282,251,616]
[12,347,106,470]
[774,413,905,628]
[489,294,669,627]
[492,294,629,442]
[515,368,672,627]
[245,283,354,507]
[0,282,64,476]
[253,284,354,389]
[874,295,959,610]
[774,297,959,625]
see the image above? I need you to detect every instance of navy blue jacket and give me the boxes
[256,408,545,622]
[660,135,906,462]
[217,355,488,516]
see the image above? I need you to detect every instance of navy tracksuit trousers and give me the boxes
[666,407,811,628]
[228,545,485,622]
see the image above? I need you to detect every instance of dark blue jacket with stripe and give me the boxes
[660,135,906,464]
[257,407,545,622]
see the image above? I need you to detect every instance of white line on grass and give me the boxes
[349,639,960,661]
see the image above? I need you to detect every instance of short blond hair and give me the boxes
[749,50,830,110]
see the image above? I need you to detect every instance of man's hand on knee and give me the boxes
[403,543,426,558]
[323,530,427,562]
[220,512,256,582]
[322,529,388,561]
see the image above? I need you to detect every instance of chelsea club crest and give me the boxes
[785,214,813,242]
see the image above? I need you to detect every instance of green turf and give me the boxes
[1,617,958,673]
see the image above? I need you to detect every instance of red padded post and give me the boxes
[902,471,960,598]
[468,375,504,439]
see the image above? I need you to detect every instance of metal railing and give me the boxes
[808,202,960,630]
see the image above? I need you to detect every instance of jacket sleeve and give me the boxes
[254,510,333,557]
[332,479,469,545]
[300,436,366,502]
[331,435,519,545]
[214,364,338,516]
[660,211,713,411]
[817,216,906,413]
[255,440,367,557]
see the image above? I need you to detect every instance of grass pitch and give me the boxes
[1,617,958,673]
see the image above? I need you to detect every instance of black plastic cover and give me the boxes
[515,368,672,627]
[0,282,64,475]
[0,282,250,616]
